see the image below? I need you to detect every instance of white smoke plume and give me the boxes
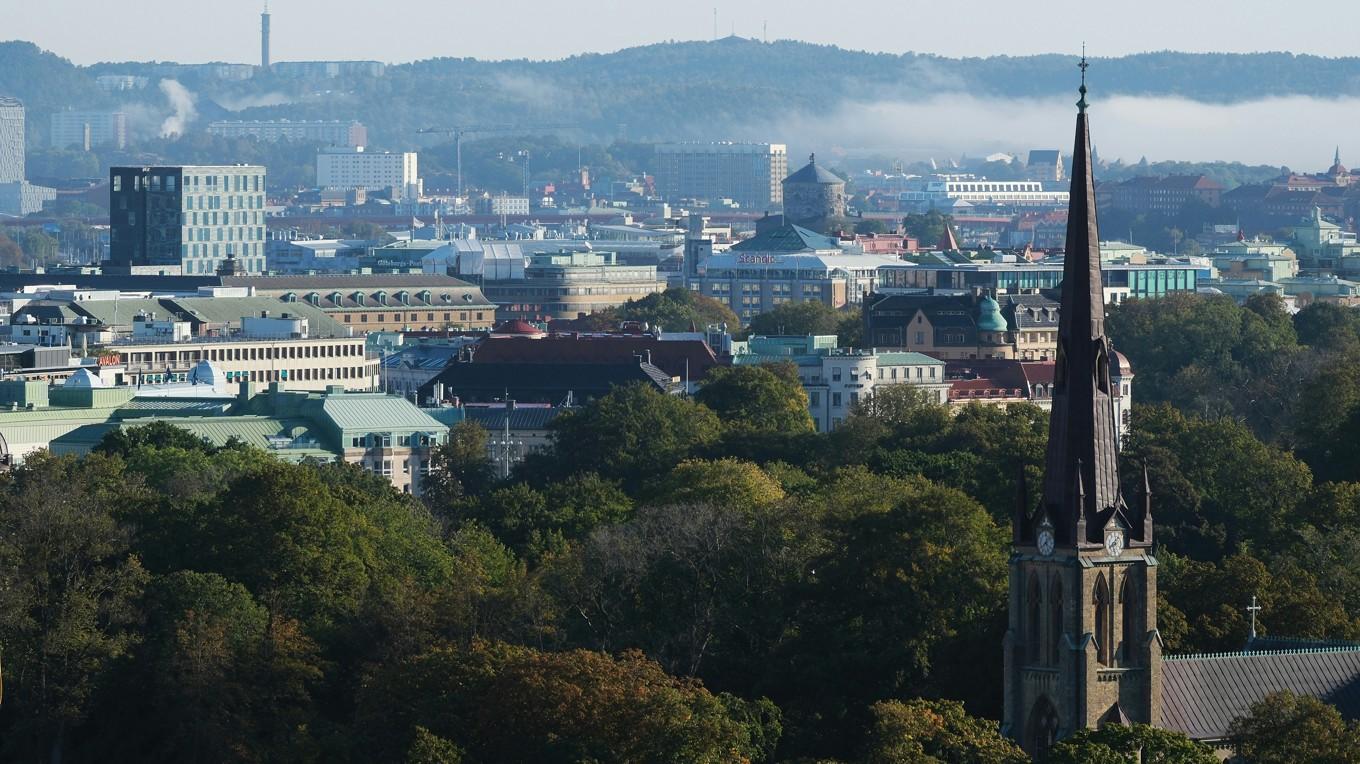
[158,79,197,138]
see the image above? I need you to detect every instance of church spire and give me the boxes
[1040,54,1125,546]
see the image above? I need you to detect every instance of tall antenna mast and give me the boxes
[713,8,717,40]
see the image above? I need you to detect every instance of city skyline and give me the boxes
[7,0,1360,66]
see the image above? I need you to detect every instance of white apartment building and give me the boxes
[111,334,378,391]
[317,147,420,201]
[50,111,128,150]
[208,120,366,147]
[899,175,1069,210]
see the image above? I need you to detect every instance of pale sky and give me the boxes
[2,0,1357,65]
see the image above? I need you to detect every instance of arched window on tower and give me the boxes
[1121,573,1139,667]
[1027,574,1043,664]
[1094,576,1111,666]
[1049,577,1063,666]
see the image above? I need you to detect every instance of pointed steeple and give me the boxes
[1040,54,1125,547]
[938,223,960,252]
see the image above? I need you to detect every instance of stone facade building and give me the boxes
[781,154,846,225]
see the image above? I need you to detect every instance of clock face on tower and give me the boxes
[1037,529,1055,556]
[1104,530,1125,558]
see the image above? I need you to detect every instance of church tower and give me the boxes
[1003,59,1160,757]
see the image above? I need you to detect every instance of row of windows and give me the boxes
[351,434,437,448]
[136,365,366,385]
[342,312,485,323]
[123,342,364,365]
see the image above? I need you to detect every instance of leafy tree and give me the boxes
[902,211,954,245]
[543,383,722,484]
[95,421,218,457]
[357,640,779,763]
[407,727,465,764]
[774,470,1009,753]
[862,699,1026,764]
[0,453,150,763]
[1046,723,1216,763]
[1294,301,1360,350]
[1228,691,1360,764]
[746,300,842,337]
[696,363,814,435]
[94,571,324,761]
[1120,403,1313,559]
[587,287,739,332]
[1158,552,1359,654]
[646,458,786,509]
[424,420,494,511]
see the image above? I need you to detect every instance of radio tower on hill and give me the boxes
[261,2,272,70]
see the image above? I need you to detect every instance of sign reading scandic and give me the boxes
[736,254,783,265]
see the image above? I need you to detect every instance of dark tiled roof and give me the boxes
[471,336,722,381]
[422,361,678,404]
[1162,648,1360,741]
[462,406,561,431]
[783,160,845,186]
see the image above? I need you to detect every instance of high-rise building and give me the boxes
[208,120,366,147]
[653,142,787,210]
[0,97,56,216]
[109,165,267,275]
[0,97,24,183]
[50,111,128,150]
[316,147,420,201]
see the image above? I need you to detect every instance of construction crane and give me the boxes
[416,123,579,208]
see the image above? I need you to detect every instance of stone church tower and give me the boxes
[1003,63,1161,757]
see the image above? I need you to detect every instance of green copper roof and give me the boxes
[976,295,1008,333]
[317,393,449,434]
[730,224,839,253]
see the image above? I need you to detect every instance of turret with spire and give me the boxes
[1005,57,1161,753]
[1025,52,1141,549]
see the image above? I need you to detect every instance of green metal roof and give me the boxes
[317,394,449,434]
[164,297,350,338]
[873,352,945,366]
[730,224,839,253]
[70,299,167,326]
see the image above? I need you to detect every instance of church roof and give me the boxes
[1162,648,1360,742]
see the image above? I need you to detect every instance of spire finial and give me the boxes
[1077,44,1089,113]
[809,152,815,165]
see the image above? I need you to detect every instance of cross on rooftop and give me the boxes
[1248,595,1263,639]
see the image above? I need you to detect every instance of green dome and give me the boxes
[976,295,1008,333]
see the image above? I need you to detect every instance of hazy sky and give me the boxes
[5,0,1359,65]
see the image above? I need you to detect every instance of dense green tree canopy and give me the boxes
[1229,691,1360,764]
[695,363,814,435]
